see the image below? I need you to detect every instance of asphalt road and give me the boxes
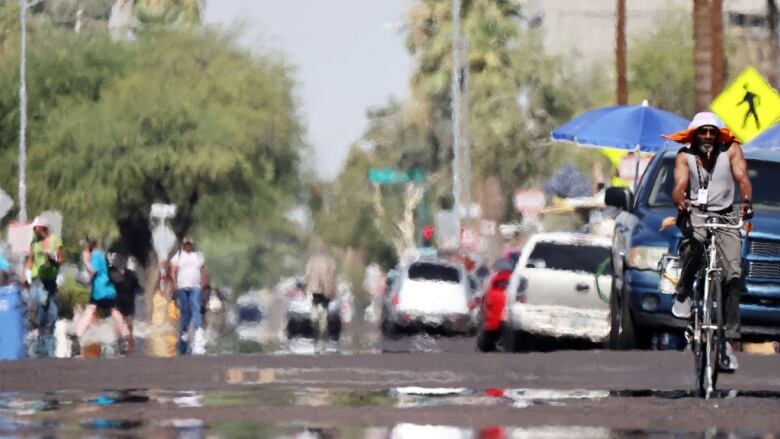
[2,333,780,437]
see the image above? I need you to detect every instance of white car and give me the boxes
[382,260,474,335]
[503,233,613,351]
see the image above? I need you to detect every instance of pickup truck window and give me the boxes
[648,157,780,209]
[528,242,613,275]
[408,262,461,283]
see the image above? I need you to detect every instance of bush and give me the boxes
[58,277,90,320]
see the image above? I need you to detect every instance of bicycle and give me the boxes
[685,213,746,399]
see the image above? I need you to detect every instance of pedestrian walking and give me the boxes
[73,237,130,355]
[170,236,208,355]
[24,216,64,357]
[109,254,142,353]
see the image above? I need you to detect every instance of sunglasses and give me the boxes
[697,127,720,136]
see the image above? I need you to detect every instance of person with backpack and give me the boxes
[109,253,142,353]
[170,236,209,355]
[73,237,129,355]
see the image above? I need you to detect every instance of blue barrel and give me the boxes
[0,284,27,360]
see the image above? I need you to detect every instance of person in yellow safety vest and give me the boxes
[24,216,64,357]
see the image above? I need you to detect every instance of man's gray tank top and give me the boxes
[686,145,735,211]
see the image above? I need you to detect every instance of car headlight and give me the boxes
[628,246,667,270]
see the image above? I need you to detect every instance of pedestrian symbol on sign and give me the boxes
[739,83,761,130]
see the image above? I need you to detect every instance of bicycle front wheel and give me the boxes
[697,277,721,398]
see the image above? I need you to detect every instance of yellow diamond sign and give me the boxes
[711,67,780,143]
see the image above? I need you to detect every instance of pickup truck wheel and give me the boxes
[381,316,400,339]
[608,281,623,349]
[609,280,638,350]
[501,327,535,353]
[476,328,499,352]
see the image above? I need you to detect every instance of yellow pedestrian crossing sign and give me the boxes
[711,67,780,143]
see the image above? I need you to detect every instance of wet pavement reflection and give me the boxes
[0,419,778,438]
[4,386,780,414]
[2,386,780,437]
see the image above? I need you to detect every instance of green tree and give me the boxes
[628,12,694,117]
[0,4,307,296]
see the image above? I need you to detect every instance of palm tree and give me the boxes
[400,0,581,220]
[692,0,724,111]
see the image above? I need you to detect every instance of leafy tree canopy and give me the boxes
[0,3,307,291]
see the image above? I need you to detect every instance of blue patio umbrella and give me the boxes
[551,101,689,189]
[743,121,780,150]
[552,101,688,152]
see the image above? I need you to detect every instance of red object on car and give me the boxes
[482,270,512,331]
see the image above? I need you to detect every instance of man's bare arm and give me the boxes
[729,143,753,216]
[25,245,33,270]
[671,152,690,212]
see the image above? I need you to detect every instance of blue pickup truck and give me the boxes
[606,148,780,349]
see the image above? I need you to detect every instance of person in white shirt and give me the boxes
[170,236,209,355]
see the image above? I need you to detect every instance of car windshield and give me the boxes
[648,157,780,208]
[408,262,461,283]
[527,242,612,275]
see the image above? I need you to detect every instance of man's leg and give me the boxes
[190,288,206,354]
[176,289,192,355]
[39,280,58,357]
[717,227,743,341]
[675,239,704,301]
[75,304,98,338]
[177,289,192,338]
[190,287,202,330]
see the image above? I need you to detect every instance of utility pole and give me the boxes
[616,0,627,105]
[18,0,27,222]
[451,0,462,228]
[768,0,780,87]
[462,37,471,219]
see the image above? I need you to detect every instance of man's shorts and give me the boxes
[90,298,117,313]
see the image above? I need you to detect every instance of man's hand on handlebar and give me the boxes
[676,199,691,213]
[740,200,754,220]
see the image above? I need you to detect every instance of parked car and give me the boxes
[475,266,513,352]
[381,260,474,336]
[503,233,613,352]
[606,148,780,349]
[233,293,265,343]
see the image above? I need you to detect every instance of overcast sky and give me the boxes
[204,1,413,180]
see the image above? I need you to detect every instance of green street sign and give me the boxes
[368,168,425,185]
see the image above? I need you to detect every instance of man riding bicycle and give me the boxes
[665,112,753,372]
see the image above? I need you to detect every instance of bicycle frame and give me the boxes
[690,214,744,399]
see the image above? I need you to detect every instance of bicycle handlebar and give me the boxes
[690,212,745,230]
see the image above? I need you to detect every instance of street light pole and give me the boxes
[462,37,470,219]
[451,0,462,232]
[18,0,28,222]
